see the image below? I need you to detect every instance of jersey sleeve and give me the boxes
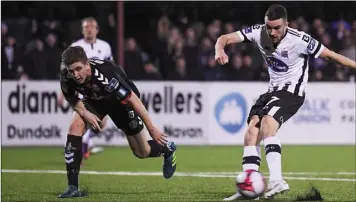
[236,24,262,43]
[60,73,80,106]
[111,64,134,104]
[91,59,133,104]
[297,34,324,58]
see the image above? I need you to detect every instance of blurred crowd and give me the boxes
[2,2,356,82]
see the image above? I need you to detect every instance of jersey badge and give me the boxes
[308,39,316,52]
[105,78,119,92]
[243,27,252,34]
[281,50,289,58]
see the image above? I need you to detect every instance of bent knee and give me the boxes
[245,116,260,145]
[68,116,86,136]
[132,149,150,159]
[133,152,146,159]
[260,116,279,137]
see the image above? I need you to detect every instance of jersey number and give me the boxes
[302,35,310,43]
[252,25,260,29]
[266,96,280,106]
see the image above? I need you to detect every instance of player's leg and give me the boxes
[58,112,87,198]
[259,91,305,199]
[109,107,176,179]
[259,114,289,199]
[82,115,108,159]
[242,93,272,172]
[242,115,262,171]
[125,122,177,179]
[58,100,108,198]
[224,94,269,201]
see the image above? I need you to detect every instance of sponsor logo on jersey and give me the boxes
[215,93,247,134]
[266,57,289,72]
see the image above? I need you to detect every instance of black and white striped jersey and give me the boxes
[60,58,139,106]
[236,25,324,97]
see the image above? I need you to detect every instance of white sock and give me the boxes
[83,129,96,148]
[82,129,91,144]
[264,136,283,182]
[88,138,94,148]
[242,146,261,171]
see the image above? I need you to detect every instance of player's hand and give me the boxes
[148,127,168,146]
[82,110,102,132]
[215,50,229,65]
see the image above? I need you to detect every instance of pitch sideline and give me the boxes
[2,169,355,182]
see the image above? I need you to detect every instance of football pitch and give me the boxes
[1,145,355,202]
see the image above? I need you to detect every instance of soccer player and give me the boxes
[215,4,356,200]
[58,46,177,198]
[71,17,113,158]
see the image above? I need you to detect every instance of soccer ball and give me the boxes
[236,170,266,199]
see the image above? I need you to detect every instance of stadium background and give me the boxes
[1,2,355,202]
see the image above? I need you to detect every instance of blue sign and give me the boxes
[215,93,247,135]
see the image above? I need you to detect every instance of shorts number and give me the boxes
[266,96,280,106]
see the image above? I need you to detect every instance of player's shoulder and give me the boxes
[70,39,85,47]
[89,58,116,70]
[242,24,265,34]
[286,28,313,44]
[96,39,111,48]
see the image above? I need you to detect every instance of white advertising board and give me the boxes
[1,81,355,146]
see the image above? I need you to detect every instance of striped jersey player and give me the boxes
[237,24,324,97]
[215,4,356,201]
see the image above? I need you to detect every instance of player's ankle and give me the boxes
[242,146,261,171]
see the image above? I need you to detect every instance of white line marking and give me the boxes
[1,169,355,182]
[196,172,356,176]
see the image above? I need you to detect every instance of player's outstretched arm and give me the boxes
[319,47,356,69]
[125,92,167,145]
[215,32,243,65]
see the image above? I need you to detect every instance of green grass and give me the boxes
[1,146,356,201]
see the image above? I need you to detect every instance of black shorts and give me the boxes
[83,98,144,136]
[247,90,305,127]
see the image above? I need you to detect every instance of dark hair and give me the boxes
[265,4,288,21]
[61,46,88,67]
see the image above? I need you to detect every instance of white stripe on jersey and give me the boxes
[237,25,324,97]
